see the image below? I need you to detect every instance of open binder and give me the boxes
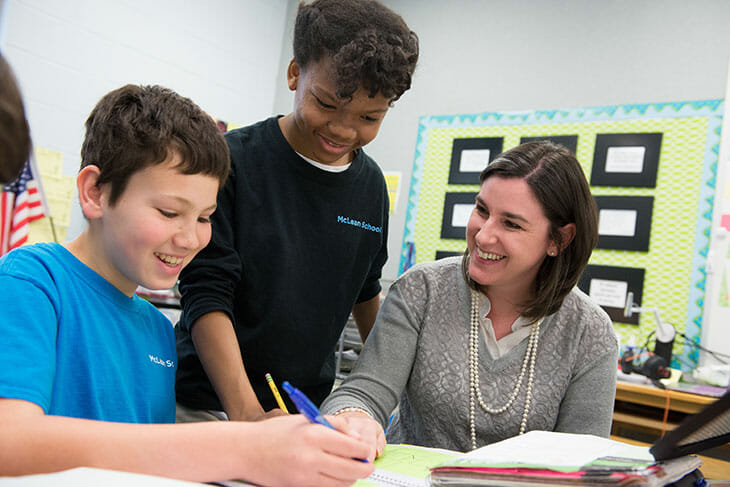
[428,431,702,486]
[428,387,730,486]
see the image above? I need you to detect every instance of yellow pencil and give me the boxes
[265,373,289,414]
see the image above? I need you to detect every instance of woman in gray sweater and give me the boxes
[321,141,618,454]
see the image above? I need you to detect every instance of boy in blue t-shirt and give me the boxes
[0,84,374,485]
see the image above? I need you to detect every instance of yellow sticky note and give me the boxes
[226,121,244,131]
[28,218,66,245]
[34,147,64,176]
[383,172,401,215]
[46,197,72,227]
[40,173,76,201]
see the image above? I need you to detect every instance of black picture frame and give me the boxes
[440,192,478,240]
[590,133,662,187]
[595,196,654,251]
[577,264,645,324]
[435,250,463,260]
[520,135,578,153]
[448,137,503,185]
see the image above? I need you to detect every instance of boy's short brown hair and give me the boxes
[0,54,31,184]
[80,84,229,205]
[293,0,418,102]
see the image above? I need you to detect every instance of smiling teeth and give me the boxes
[155,253,183,266]
[476,248,504,261]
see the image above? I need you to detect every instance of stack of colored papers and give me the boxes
[428,431,701,486]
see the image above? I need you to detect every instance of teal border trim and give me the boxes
[400,99,724,370]
[682,110,724,369]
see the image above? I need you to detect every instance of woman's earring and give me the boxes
[549,250,556,256]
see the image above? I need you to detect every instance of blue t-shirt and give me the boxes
[0,243,176,423]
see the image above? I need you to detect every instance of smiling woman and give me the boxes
[322,141,619,453]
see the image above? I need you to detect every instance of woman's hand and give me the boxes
[333,410,386,460]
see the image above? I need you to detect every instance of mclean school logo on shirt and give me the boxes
[337,215,382,233]
[148,354,175,368]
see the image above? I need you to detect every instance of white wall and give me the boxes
[274,0,730,284]
[1,0,290,239]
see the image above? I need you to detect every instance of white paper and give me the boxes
[451,203,473,228]
[599,208,638,237]
[605,146,646,173]
[589,278,628,308]
[459,149,490,173]
[457,431,653,467]
[0,467,210,487]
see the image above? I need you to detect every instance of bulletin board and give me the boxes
[400,100,724,370]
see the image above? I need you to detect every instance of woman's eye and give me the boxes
[506,220,521,229]
[198,216,211,224]
[157,209,177,218]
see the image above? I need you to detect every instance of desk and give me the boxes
[612,381,717,438]
[611,436,730,481]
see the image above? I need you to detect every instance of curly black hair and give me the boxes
[293,0,419,102]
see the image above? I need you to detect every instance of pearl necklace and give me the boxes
[468,289,541,450]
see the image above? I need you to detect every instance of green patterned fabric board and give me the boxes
[406,110,719,370]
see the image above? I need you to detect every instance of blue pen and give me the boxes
[281,381,368,463]
[281,381,335,428]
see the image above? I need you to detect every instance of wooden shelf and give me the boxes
[615,381,715,414]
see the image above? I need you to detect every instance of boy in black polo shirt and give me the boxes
[175,0,419,421]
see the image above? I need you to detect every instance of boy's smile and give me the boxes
[279,57,391,166]
[68,154,219,297]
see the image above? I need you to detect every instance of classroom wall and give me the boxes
[273,0,730,285]
[3,1,730,358]
[0,0,290,240]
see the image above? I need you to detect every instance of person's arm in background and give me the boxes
[351,184,389,342]
[352,294,380,342]
[322,275,425,457]
[178,148,274,420]
[190,312,278,421]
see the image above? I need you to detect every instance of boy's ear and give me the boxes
[286,59,300,91]
[76,165,106,219]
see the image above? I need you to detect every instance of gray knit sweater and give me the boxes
[322,257,618,452]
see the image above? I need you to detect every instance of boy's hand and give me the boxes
[241,415,374,487]
[332,411,386,459]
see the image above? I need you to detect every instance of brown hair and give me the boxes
[293,0,418,102]
[80,84,229,205]
[0,53,31,184]
[462,141,598,320]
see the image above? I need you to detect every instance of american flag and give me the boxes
[1,160,47,256]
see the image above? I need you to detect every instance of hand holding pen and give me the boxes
[282,381,371,462]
